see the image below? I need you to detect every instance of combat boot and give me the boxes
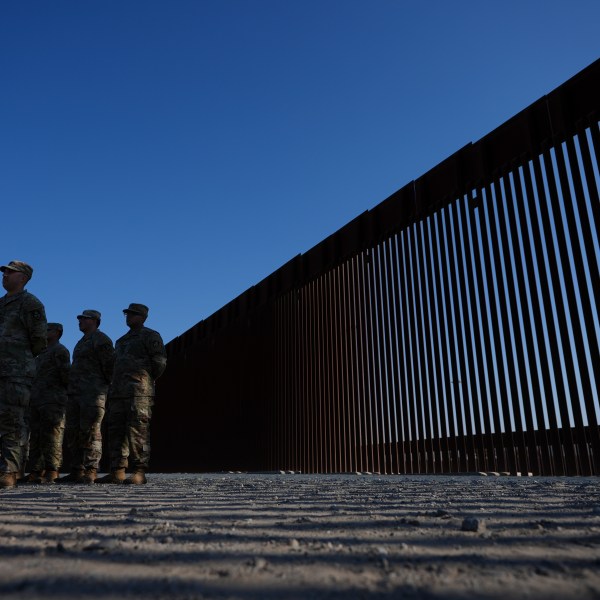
[43,470,59,484]
[17,470,45,484]
[81,468,97,484]
[0,472,17,489]
[124,470,147,485]
[55,469,85,484]
[95,468,126,484]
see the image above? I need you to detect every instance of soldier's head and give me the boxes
[47,323,63,345]
[77,310,101,334]
[1,260,33,295]
[123,303,148,331]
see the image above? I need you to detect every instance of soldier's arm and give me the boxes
[25,298,48,356]
[147,332,167,380]
[96,336,115,384]
[55,346,71,388]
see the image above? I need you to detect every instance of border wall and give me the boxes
[153,59,600,475]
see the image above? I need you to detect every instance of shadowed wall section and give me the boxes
[153,59,600,475]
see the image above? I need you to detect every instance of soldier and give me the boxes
[20,323,70,484]
[0,260,47,489]
[56,310,114,484]
[96,303,166,485]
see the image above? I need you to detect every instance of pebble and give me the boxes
[398,517,421,526]
[462,517,486,532]
[249,557,268,570]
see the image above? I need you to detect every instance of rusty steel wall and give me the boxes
[153,59,600,475]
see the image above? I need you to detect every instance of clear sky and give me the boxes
[2,1,599,353]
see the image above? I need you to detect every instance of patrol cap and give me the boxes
[0,260,33,280]
[77,309,101,321]
[123,303,149,318]
[47,322,63,333]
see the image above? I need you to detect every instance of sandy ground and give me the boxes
[0,473,599,599]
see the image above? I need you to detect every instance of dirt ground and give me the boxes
[0,473,599,599]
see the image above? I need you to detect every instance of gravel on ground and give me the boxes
[1,473,599,599]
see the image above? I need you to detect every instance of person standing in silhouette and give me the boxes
[97,303,166,485]
[20,322,70,484]
[57,310,114,484]
[0,260,47,489]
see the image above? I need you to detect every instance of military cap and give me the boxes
[123,303,149,318]
[77,309,101,321]
[47,322,63,332]
[0,260,33,279]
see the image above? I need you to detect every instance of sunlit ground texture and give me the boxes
[0,473,598,599]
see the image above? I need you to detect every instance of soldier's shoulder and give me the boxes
[115,331,129,344]
[22,291,46,310]
[143,327,165,344]
[142,327,166,351]
[21,292,46,325]
[142,326,163,339]
[56,343,71,358]
[94,330,114,346]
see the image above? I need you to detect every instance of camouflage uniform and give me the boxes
[28,338,70,473]
[0,290,47,474]
[65,329,114,472]
[107,325,166,471]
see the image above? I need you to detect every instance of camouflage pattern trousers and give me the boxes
[64,394,106,471]
[28,402,66,472]
[105,395,153,471]
[0,377,31,473]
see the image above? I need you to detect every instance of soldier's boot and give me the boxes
[0,472,17,489]
[81,468,97,484]
[43,470,59,484]
[17,470,45,484]
[95,468,126,484]
[55,469,85,484]
[124,469,147,485]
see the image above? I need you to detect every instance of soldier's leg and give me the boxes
[127,396,153,471]
[106,395,129,470]
[63,395,82,471]
[40,403,66,472]
[79,401,105,471]
[26,404,44,473]
[20,399,32,474]
[0,378,31,475]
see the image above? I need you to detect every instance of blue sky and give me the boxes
[2,1,599,352]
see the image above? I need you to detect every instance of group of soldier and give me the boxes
[0,260,167,489]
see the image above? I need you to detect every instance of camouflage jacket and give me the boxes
[0,290,47,379]
[31,341,71,406]
[110,326,167,397]
[68,330,114,396]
